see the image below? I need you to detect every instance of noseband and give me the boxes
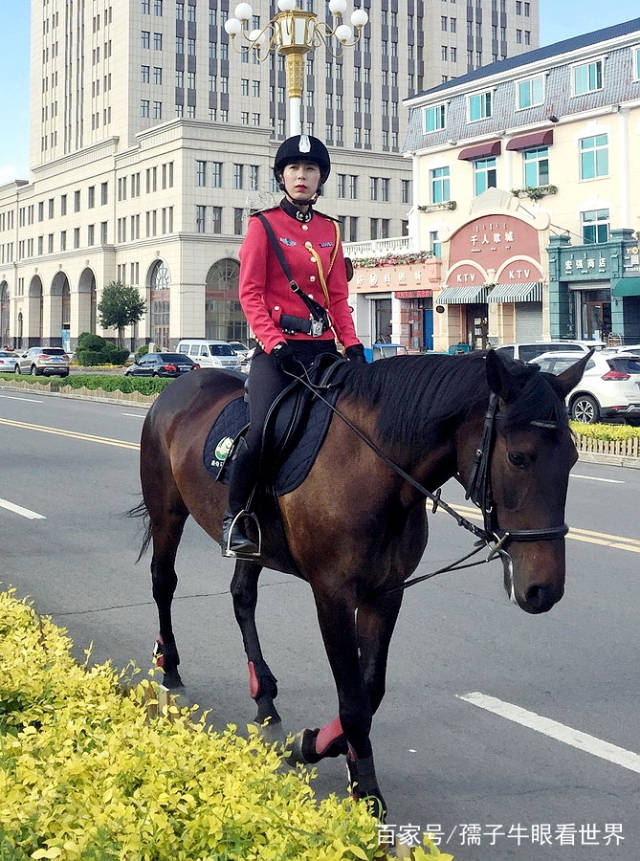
[465,392,569,558]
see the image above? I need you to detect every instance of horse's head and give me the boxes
[473,350,590,614]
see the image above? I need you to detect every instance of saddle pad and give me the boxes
[203,389,339,496]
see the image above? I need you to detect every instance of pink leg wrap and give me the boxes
[315,716,343,755]
[248,661,259,698]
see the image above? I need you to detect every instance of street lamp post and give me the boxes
[225,1,369,138]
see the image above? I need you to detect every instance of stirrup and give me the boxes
[223,509,262,559]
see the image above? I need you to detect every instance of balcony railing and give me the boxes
[343,235,414,259]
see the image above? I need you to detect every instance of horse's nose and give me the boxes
[523,583,561,614]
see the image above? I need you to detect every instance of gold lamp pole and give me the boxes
[224,1,369,137]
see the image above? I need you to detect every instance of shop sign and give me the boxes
[394,290,433,298]
[563,256,607,276]
[449,215,540,268]
[446,214,542,288]
[353,261,440,294]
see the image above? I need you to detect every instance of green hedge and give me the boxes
[0,372,171,396]
[0,588,449,860]
[74,348,130,366]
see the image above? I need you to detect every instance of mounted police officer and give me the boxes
[222,134,366,558]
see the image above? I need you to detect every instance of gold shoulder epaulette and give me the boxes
[314,210,341,223]
[248,205,278,217]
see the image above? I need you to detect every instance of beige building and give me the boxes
[401,16,640,353]
[0,0,538,350]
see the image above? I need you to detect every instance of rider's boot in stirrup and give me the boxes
[221,437,260,558]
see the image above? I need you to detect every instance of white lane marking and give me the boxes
[0,497,46,520]
[458,692,640,774]
[0,394,43,403]
[121,412,146,418]
[571,473,624,484]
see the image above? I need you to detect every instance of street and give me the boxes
[1,387,638,861]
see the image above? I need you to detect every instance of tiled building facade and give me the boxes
[0,0,538,350]
[402,17,640,353]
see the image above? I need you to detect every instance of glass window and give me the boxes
[523,147,549,187]
[573,60,603,95]
[196,160,206,186]
[141,64,150,83]
[635,48,640,80]
[581,209,609,244]
[580,134,608,180]
[469,91,492,121]
[212,162,222,188]
[430,167,450,203]
[474,157,497,195]
[423,104,446,132]
[517,75,544,109]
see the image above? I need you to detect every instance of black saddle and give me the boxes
[203,353,349,496]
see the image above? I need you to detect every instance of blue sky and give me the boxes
[1,2,639,184]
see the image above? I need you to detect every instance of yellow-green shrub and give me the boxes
[0,589,451,861]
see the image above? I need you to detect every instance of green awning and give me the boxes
[487,282,543,303]
[437,286,488,304]
[611,277,640,298]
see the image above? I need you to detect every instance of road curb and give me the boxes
[0,382,154,410]
[578,451,640,469]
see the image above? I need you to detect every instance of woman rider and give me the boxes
[222,134,366,557]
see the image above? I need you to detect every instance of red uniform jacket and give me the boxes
[238,205,360,354]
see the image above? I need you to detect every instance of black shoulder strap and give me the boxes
[255,212,328,323]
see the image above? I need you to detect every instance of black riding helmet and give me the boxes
[273,135,331,186]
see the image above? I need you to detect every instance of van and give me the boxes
[493,340,604,364]
[176,339,240,370]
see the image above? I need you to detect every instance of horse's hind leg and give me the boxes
[149,500,188,689]
[230,559,284,740]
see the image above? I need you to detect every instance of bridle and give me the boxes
[287,367,570,592]
[465,392,569,559]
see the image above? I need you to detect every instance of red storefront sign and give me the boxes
[445,215,542,286]
[394,289,433,298]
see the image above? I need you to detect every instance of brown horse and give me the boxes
[132,349,588,815]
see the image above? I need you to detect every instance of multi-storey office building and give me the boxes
[0,0,538,350]
[403,17,640,352]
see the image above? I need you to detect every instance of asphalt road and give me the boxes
[1,387,638,861]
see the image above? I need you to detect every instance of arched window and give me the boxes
[150,260,170,348]
[205,258,244,341]
[0,282,9,346]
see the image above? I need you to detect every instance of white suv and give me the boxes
[494,341,604,364]
[530,351,640,425]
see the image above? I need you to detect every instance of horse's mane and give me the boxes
[340,352,569,450]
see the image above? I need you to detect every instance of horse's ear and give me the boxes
[554,349,594,397]
[485,349,523,402]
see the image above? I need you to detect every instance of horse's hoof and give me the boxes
[285,728,318,766]
[257,719,288,746]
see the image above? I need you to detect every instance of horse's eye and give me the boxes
[508,451,529,469]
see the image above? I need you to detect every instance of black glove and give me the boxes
[345,343,367,364]
[271,341,299,374]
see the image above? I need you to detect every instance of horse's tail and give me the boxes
[128,499,153,563]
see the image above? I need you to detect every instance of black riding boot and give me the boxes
[221,436,260,558]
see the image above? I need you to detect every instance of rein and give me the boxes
[286,362,569,592]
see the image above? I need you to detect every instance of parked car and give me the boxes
[494,340,605,364]
[0,350,19,372]
[175,339,241,370]
[529,350,640,425]
[124,352,199,378]
[226,340,251,361]
[238,346,255,374]
[15,347,70,377]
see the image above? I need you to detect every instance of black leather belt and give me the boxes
[280,314,330,337]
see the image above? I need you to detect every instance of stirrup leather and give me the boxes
[223,509,262,559]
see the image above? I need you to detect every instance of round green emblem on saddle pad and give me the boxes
[214,437,234,463]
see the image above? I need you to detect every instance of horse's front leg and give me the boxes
[288,587,404,772]
[230,559,284,741]
[311,586,386,816]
